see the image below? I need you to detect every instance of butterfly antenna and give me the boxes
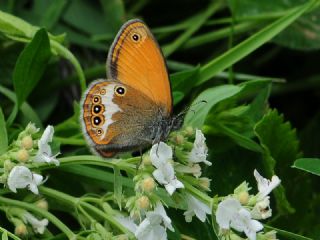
[176,100,207,118]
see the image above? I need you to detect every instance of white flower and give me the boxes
[23,212,48,234]
[184,194,211,222]
[7,166,43,194]
[135,202,174,240]
[34,125,60,166]
[189,129,211,166]
[216,198,242,229]
[231,208,263,240]
[216,198,263,240]
[150,142,184,195]
[254,169,281,200]
[116,216,138,233]
[150,142,172,167]
[251,197,272,220]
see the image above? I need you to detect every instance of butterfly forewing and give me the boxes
[81,19,174,157]
[107,19,172,114]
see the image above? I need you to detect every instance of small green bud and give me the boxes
[16,148,29,162]
[141,177,155,192]
[35,199,48,211]
[21,136,34,149]
[142,155,152,166]
[238,191,249,205]
[15,223,28,236]
[137,196,150,210]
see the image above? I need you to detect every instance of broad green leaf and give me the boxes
[293,158,320,176]
[13,28,51,107]
[0,107,8,155]
[198,0,318,85]
[207,123,262,152]
[1,231,8,240]
[255,109,299,214]
[184,85,242,128]
[0,9,38,38]
[228,0,320,50]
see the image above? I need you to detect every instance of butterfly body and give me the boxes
[81,19,180,157]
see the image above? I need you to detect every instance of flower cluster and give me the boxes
[119,127,213,240]
[0,123,59,236]
[216,170,281,240]
[5,199,49,237]
[0,123,59,195]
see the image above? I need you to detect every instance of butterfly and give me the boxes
[80,19,183,158]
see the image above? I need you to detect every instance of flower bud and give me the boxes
[16,149,29,162]
[199,177,211,191]
[174,134,185,145]
[15,223,28,236]
[116,234,129,240]
[141,177,155,192]
[185,126,194,136]
[35,199,48,210]
[21,136,33,150]
[4,160,14,172]
[264,230,277,240]
[142,155,152,166]
[137,196,150,210]
[238,191,249,205]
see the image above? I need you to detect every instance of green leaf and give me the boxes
[171,66,200,94]
[62,0,113,35]
[198,0,318,85]
[1,231,8,240]
[208,123,262,152]
[229,0,320,50]
[39,0,67,30]
[0,85,42,128]
[255,109,299,214]
[162,0,223,57]
[114,166,123,210]
[99,0,125,33]
[293,158,320,176]
[13,28,51,107]
[0,107,7,156]
[265,224,313,240]
[184,84,242,128]
[0,9,38,38]
[172,91,184,105]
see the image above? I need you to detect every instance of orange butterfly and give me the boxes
[80,19,182,157]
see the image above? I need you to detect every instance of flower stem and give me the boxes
[0,196,76,239]
[27,155,136,175]
[183,181,212,205]
[39,186,134,238]
[50,40,86,93]
[0,226,22,240]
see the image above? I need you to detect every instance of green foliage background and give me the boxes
[1,0,320,239]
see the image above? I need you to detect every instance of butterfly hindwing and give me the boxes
[81,79,161,156]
